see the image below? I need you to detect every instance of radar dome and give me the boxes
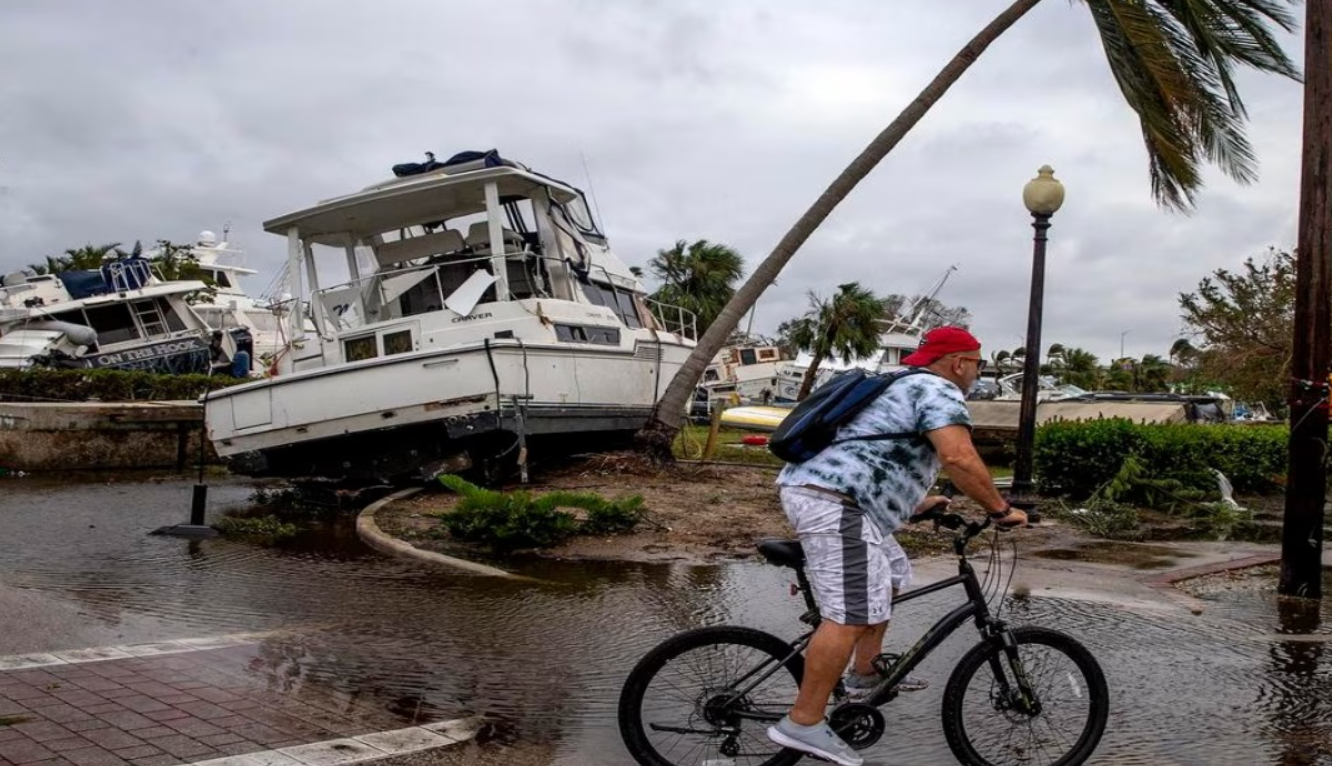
[198,230,218,245]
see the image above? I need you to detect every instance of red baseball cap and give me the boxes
[902,326,981,366]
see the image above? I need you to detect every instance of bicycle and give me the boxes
[618,507,1110,766]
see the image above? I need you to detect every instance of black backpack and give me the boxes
[768,368,930,463]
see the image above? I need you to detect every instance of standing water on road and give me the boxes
[0,475,1327,765]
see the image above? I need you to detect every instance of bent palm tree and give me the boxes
[638,0,1300,456]
[790,283,890,400]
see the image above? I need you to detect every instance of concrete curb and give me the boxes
[356,487,539,582]
[1144,553,1281,587]
[1141,552,1281,615]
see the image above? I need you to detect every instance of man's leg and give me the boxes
[789,620,870,725]
[850,620,888,677]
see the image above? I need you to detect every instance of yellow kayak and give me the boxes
[719,405,793,432]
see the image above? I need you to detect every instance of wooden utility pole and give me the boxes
[1281,0,1332,599]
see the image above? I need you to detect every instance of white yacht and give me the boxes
[0,256,229,373]
[203,150,698,481]
[184,230,291,369]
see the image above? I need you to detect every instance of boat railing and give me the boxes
[644,296,697,340]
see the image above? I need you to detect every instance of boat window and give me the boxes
[613,289,642,329]
[740,349,758,366]
[83,304,140,345]
[344,335,377,362]
[562,193,606,241]
[383,329,413,356]
[580,281,609,308]
[155,298,187,332]
[580,281,641,328]
[759,348,778,361]
[212,272,233,289]
[554,324,619,345]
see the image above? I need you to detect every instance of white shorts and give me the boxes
[779,485,912,626]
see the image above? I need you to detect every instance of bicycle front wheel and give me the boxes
[618,626,805,766]
[942,626,1109,766]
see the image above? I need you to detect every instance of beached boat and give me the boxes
[0,255,232,374]
[185,230,293,370]
[203,150,697,481]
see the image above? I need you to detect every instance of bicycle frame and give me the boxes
[721,515,1038,722]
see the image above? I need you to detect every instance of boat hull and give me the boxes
[205,339,688,480]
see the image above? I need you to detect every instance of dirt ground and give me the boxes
[377,453,1084,564]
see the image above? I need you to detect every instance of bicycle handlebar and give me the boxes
[908,507,995,552]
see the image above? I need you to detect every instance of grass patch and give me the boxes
[673,425,784,467]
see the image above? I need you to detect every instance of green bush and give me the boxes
[216,515,299,541]
[1034,419,1286,499]
[0,368,244,402]
[436,475,645,552]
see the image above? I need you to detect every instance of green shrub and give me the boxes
[436,475,645,552]
[1045,497,1142,540]
[216,515,299,540]
[0,368,244,403]
[1035,419,1286,499]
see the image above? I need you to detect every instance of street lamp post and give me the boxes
[1120,329,1132,361]
[1011,165,1065,498]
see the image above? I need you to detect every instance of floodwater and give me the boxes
[0,474,1329,765]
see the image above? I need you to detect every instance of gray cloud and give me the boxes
[0,0,1306,365]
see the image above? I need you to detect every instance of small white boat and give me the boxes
[0,256,230,374]
[184,230,293,371]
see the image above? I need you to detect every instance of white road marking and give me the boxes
[0,631,275,670]
[192,718,481,766]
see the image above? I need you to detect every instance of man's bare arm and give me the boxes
[925,425,1009,514]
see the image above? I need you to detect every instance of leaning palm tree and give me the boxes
[637,0,1299,456]
[646,239,744,337]
[789,283,890,400]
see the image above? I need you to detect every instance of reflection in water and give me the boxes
[1270,592,1327,765]
[4,477,1332,765]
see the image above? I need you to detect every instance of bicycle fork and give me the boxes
[987,630,1042,716]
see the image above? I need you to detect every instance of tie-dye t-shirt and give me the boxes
[778,371,971,536]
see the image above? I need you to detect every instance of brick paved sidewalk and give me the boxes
[0,642,442,766]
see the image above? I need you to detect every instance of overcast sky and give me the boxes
[0,1,1306,363]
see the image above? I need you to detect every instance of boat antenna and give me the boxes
[580,150,607,233]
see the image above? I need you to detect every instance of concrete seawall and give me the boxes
[0,401,214,471]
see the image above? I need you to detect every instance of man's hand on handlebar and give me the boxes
[910,495,952,522]
[909,494,1033,530]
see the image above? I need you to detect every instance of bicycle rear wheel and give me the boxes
[618,626,805,766]
[942,626,1108,766]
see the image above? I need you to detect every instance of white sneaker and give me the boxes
[766,716,864,766]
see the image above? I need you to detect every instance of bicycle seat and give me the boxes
[757,539,805,569]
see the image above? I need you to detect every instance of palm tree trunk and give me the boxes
[637,0,1045,458]
[797,349,829,401]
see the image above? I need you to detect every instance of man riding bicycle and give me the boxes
[768,326,1027,766]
